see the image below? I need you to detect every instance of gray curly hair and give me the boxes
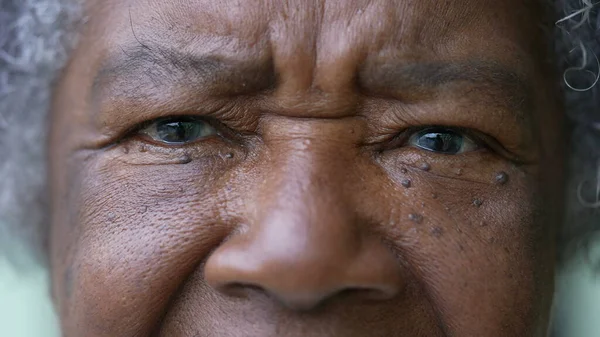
[554,0,600,268]
[0,0,80,267]
[0,0,598,277]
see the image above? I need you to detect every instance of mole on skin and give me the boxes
[47,0,564,336]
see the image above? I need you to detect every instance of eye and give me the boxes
[138,117,218,145]
[408,127,480,154]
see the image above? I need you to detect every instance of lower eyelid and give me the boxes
[375,145,511,186]
[113,136,237,165]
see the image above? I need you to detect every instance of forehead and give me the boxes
[87,0,541,70]
[71,0,550,150]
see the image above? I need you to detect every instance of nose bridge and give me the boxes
[256,140,361,269]
[204,127,404,309]
[245,134,367,287]
[257,118,362,230]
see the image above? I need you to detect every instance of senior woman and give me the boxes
[1,0,599,336]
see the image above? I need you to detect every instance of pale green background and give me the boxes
[0,257,60,337]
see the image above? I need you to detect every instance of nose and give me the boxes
[204,143,404,310]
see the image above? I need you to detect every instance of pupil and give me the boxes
[416,129,463,154]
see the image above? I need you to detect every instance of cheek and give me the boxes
[377,149,550,333]
[50,134,554,336]
[50,146,237,336]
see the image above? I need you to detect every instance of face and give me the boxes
[48,0,564,336]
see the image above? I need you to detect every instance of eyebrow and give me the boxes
[359,61,533,120]
[95,42,532,122]
[93,42,276,102]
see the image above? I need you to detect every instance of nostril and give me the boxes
[215,281,391,311]
[204,211,405,311]
[275,286,398,311]
[326,286,398,304]
[344,286,398,302]
[214,282,326,310]
[215,282,267,300]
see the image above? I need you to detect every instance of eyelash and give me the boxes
[386,126,485,150]
[402,125,526,164]
[123,116,512,162]
[127,116,227,146]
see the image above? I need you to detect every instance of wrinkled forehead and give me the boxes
[84,0,544,72]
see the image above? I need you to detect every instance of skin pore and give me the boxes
[48,0,564,336]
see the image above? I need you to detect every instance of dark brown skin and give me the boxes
[48,0,564,336]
